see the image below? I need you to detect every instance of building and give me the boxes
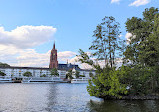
[0,42,95,79]
[49,42,58,69]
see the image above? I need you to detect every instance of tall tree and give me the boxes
[78,16,127,99]
[66,69,73,79]
[50,68,59,77]
[75,70,80,78]
[125,7,159,66]
[89,16,121,68]
[124,7,159,93]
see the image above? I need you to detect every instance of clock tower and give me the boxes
[49,42,58,69]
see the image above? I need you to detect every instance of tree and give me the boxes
[66,69,73,79]
[23,72,32,77]
[79,75,85,77]
[75,70,80,78]
[118,65,151,95]
[78,16,127,99]
[40,74,47,77]
[89,16,122,68]
[0,62,10,67]
[87,66,127,99]
[50,68,59,77]
[125,7,159,66]
[89,72,93,77]
[0,71,6,76]
[124,7,159,94]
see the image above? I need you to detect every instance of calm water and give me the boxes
[0,83,159,112]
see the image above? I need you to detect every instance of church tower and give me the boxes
[49,42,58,69]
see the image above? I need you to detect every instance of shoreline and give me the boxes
[103,95,159,100]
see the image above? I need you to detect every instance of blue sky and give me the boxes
[0,0,158,68]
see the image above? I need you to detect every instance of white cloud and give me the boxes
[0,25,77,68]
[58,51,77,62]
[0,44,77,67]
[125,32,132,44]
[16,49,50,67]
[16,50,76,67]
[125,32,132,40]
[0,23,123,70]
[111,0,120,3]
[129,0,150,6]
[125,32,137,44]
[69,56,94,69]
[77,58,123,69]
[1,25,118,69]
[0,25,56,49]
[119,34,123,38]
[17,50,76,67]
[66,52,94,69]
[69,56,79,64]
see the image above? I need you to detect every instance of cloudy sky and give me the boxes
[0,0,158,68]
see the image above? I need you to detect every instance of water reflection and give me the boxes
[0,83,159,112]
[46,83,96,112]
[46,84,58,112]
[0,83,49,112]
[88,100,159,112]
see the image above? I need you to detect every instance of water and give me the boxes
[0,83,159,112]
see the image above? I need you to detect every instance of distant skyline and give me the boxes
[0,0,158,69]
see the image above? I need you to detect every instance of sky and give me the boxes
[0,0,158,69]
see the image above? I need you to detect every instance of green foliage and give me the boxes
[119,65,159,95]
[125,7,159,67]
[79,7,159,99]
[50,68,59,77]
[66,69,73,79]
[40,74,47,77]
[75,70,80,78]
[89,72,94,77]
[23,72,32,77]
[78,49,96,68]
[0,71,6,76]
[79,75,85,77]
[0,62,10,67]
[87,66,127,99]
[124,7,159,94]
[78,16,127,99]
[79,48,128,98]
[89,16,123,68]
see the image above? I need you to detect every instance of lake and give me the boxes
[0,83,159,112]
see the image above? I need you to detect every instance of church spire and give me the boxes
[53,41,55,49]
[49,41,58,69]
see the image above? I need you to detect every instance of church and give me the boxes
[49,42,81,71]
[0,42,95,79]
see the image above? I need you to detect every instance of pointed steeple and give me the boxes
[53,41,55,49]
[67,59,68,65]
[49,40,58,69]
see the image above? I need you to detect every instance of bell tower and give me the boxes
[49,42,58,69]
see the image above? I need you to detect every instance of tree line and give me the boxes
[78,7,159,99]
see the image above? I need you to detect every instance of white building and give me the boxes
[0,42,95,79]
[0,63,95,79]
